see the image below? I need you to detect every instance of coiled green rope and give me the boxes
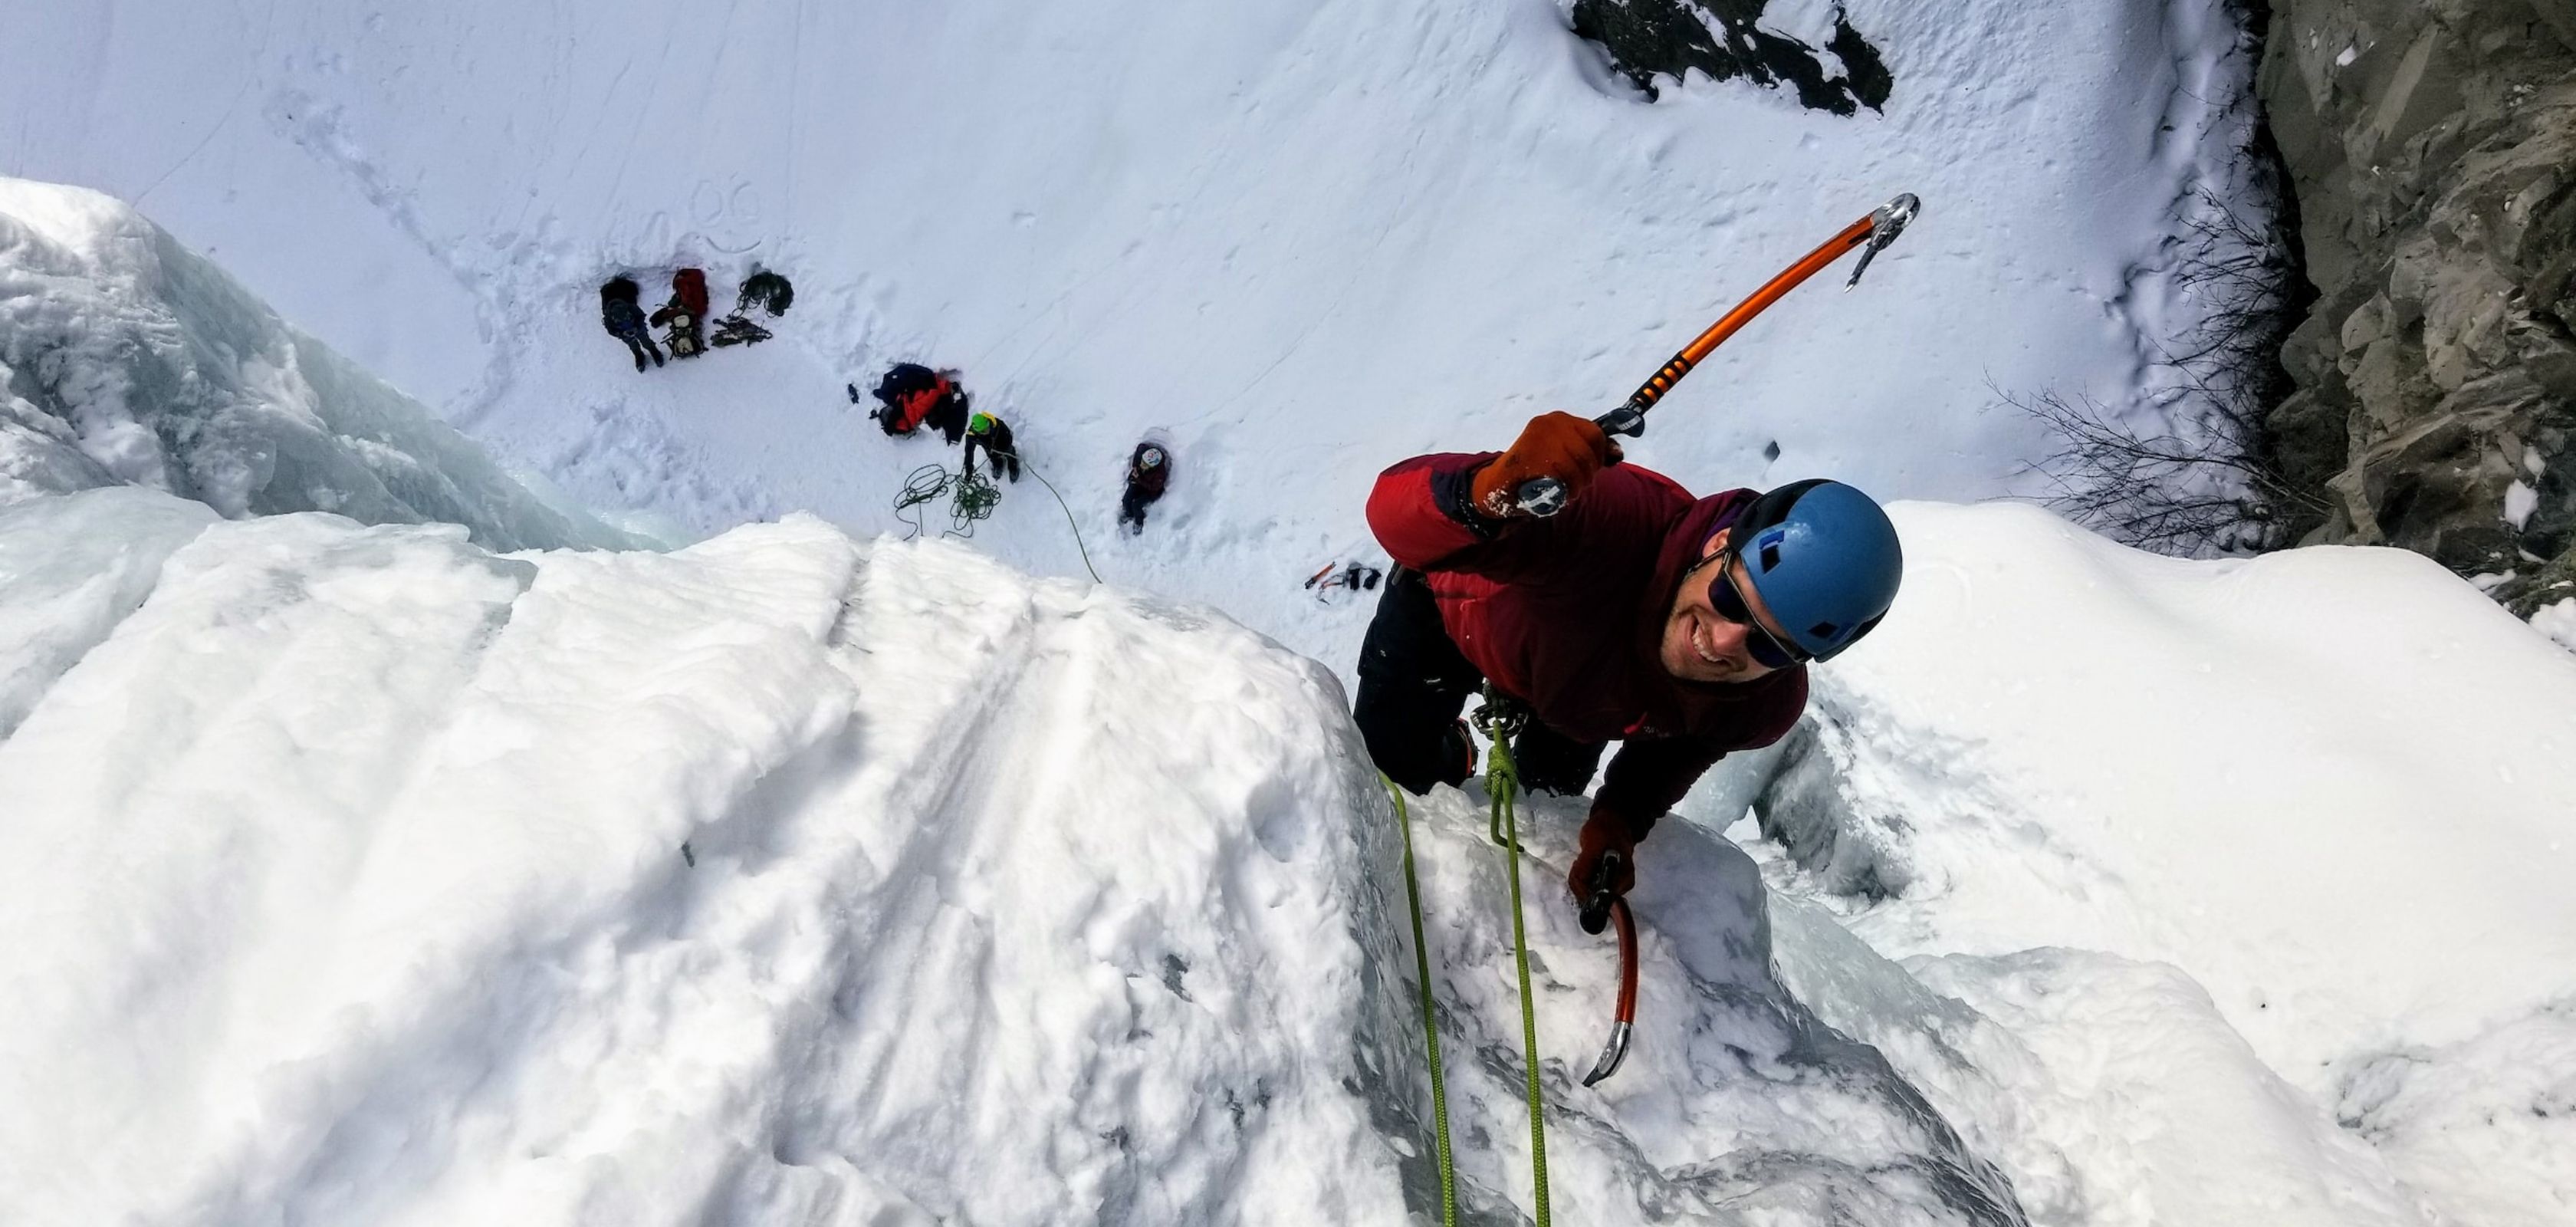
[889,452,1100,585]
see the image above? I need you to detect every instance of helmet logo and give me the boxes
[1755,527,1787,572]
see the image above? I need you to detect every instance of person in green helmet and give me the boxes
[962,412,1021,483]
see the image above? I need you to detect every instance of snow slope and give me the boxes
[0,0,2262,669]
[0,178,635,550]
[5,480,2568,1224]
[1714,501,2576,1225]
[4,0,2572,1220]
[2,492,2029,1226]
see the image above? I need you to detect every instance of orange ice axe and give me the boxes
[1516,192,1921,517]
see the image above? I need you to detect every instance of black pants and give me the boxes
[616,331,664,370]
[1119,485,1159,531]
[1356,568,1605,797]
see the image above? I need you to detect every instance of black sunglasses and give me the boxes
[1708,553,1809,670]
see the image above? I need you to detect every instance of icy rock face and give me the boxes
[0,498,2022,1226]
[1568,0,1892,113]
[0,177,636,550]
[2257,0,2576,615]
[1395,785,2023,1225]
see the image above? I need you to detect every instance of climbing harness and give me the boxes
[1515,192,1924,517]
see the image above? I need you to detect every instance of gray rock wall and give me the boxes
[2258,0,2576,612]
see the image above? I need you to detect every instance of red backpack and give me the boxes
[672,268,710,317]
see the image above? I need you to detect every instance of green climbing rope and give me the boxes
[1380,774,1460,1227]
[996,450,1103,585]
[891,462,1001,541]
[899,448,1105,584]
[1484,715,1554,1226]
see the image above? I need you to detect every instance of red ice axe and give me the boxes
[1516,192,1922,517]
[1577,850,1640,1087]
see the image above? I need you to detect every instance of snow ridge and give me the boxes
[0,498,2036,1225]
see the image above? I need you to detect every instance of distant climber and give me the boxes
[962,413,1021,483]
[865,363,971,442]
[649,268,710,359]
[1359,412,1902,916]
[598,276,664,371]
[711,268,791,348]
[1119,442,1171,535]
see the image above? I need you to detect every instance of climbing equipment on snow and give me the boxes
[1304,561,1385,600]
[1515,192,1923,517]
[708,314,773,347]
[892,462,1002,540]
[894,448,1103,584]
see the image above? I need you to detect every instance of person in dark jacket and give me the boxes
[868,363,972,440]
[1361,411,1902,910]
[1119,442,1171,534]
[599,277,664,370]
[649,268,710,358]
[962,413,1020,482]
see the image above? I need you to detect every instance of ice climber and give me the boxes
[1359,411,1901,910]
[962,412,1021,483]
[868,363,972,442]
[1119,442,1170,534]
[598,276,663,370]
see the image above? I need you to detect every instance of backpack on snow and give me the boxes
[672,268,711,317]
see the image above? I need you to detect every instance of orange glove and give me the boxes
[1567,805,1639,918]
[1468,412,1618,521]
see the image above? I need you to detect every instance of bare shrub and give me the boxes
[2013,189,2326,555]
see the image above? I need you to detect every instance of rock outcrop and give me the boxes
[1569,0,1892,114]
[2258,0,2576,614]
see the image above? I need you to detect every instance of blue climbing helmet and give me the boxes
[1726,479,1903,662]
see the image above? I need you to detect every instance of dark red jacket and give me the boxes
[1366,452,1806,827]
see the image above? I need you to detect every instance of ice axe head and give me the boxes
[1843,192,1921,291]
[1579,849,1627,936]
